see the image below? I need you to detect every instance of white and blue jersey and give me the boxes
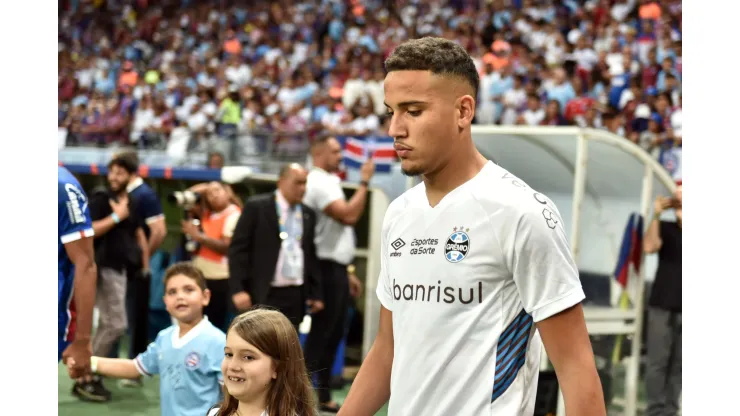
[58,166,94,360]
[134,317,226,416]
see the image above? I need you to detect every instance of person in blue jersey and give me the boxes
[68,262,225,416]
[208,308,317,416]
[58,166,98,378]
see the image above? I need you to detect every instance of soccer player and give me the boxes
[58,166,97,378]
[339,38,607,416]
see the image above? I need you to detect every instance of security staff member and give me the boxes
[228,164,324,330]
[302,136,371,413]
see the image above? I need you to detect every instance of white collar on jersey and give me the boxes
[171,316,210,349]
[126,177,144,193]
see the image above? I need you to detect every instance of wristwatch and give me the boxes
[347,264,356,274]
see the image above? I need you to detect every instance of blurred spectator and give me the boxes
[183,181,243,332]
[643,184,682,416]
[58,0,682,162]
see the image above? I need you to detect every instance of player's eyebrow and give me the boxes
[384,100,428,109]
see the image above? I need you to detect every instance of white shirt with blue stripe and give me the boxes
[376,161,585,415]
[134,317,226,416]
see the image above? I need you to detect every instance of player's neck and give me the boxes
[177,315,203,338]
[423,147,487,208]
[236,395,268,416]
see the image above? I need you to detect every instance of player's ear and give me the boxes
[202,288,212,306]
[456,95,475,130]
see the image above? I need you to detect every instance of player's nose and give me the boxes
[387,113,407,139]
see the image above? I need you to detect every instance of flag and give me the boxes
[611,213,644,364]
[339,136,397,173]
[613,213,644,288]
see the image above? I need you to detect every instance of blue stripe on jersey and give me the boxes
[491,308,533,403]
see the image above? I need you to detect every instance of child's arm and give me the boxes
[93,357,142,380]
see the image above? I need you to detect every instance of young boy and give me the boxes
[70,262,226,416]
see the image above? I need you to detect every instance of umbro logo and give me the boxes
[390,238,405,257]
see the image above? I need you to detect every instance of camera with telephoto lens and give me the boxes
[168,190,201,210]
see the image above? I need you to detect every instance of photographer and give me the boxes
[179,181,242,331]
[644,183,682,416]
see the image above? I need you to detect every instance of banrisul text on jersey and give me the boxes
[393,279,483,304]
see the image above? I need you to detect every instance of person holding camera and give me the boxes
[644,183,682,416]
[72,156,149,402]
[180,181,242,332]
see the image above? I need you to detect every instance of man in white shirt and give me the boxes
[339,37,606,416]
[302,135,373,413]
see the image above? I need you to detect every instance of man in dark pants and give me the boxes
[301,136,370,413]
[644,184,682,416]
[228,163,324,331]
[73,156,149,401]
[108,150,168,388]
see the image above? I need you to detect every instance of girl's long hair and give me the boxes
[216,308,317,416]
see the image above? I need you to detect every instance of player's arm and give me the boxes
[338,306,394,416]
[537,305,605,416]
[339,204,396,416]
[507,198,606,416]
[64,237,97,346]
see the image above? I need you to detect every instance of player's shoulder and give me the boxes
[58,167,82,192]
[469,162,557,218]
[384,182,424,224]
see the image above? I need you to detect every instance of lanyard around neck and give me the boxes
[275,196,302,241]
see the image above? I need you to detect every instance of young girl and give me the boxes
[208,308,317,416]
[67,262,226,416]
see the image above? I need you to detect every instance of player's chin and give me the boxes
[400,160,424,177]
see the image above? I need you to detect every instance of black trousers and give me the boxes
[264,285,305,333]
[126,271,150,358]
[205,279,230,333]
[303,260,349,403]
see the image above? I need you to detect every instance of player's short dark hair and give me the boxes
[384,37,479,100]
[164,262,207,291]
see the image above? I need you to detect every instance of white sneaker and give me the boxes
[118,378,143,388]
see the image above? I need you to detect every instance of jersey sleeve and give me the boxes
[134,336,162,377]
[59,182,94,244]
[138,189,165,225]
[505,197,585,323]
[304,175,345,211]
[375,200,402,312]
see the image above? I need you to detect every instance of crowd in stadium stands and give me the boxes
[58,0,681,161]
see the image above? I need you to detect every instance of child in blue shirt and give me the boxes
[208,308,318,416]
[71,262,226,416]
